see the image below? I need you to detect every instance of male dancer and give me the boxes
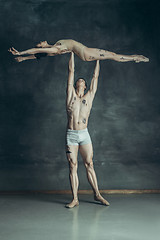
[66,52,109,208]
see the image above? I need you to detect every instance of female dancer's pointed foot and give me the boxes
[65,199,79,208]
[133,55,149,63]
[94,194,110,206]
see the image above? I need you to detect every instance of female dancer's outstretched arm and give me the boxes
[8,46,60,56]
[8,39,149,63]
[14,53,56,62]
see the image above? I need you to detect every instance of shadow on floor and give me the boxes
[2,193,107,206]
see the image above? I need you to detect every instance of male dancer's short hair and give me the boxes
[74,78,88,89]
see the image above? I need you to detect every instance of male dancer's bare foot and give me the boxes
[65,199,79,208]
[8,47,20,55]
[94,194,110,206]
[133,55,149,63]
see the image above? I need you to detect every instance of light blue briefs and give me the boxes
[66,128,92,146]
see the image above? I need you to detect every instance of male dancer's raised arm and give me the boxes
[66,52,75,103]
[67,52,74,90]
[89,60,100,97]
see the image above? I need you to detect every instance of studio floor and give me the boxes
[0,193,160,240]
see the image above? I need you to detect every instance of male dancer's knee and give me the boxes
[68,157,77,172]
[84,159,94,170]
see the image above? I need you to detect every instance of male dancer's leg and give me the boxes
[66,145,79,208]
[79,143,110,206]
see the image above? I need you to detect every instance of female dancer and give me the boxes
[8,39,149,63]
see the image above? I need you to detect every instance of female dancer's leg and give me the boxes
[82,47,149,63]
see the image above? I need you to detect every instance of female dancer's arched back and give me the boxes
[8,39,149,63]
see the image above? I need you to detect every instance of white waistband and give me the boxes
[67,128,88,133]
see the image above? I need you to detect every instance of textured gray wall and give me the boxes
[0,0,160,190]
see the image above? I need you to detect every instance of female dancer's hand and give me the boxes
[14,56,24,62]
[8,47,20,55]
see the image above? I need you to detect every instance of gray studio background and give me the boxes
[0,0,160,191]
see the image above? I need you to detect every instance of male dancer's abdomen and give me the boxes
[67,115,88,130]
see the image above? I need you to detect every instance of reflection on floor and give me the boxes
[0,193,160,240]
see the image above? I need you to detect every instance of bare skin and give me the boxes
[65,52,110,208]
[14,54,55,62]
[8,39,149,63]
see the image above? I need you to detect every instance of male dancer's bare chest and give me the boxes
[67,95,92,117]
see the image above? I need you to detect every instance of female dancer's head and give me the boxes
[36,41,49,48]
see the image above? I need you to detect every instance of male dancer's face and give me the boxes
[76,79,86,90]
